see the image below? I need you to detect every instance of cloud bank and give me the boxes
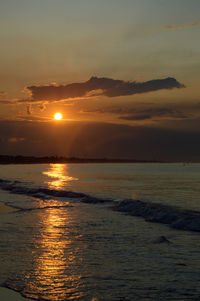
[0,120,200,161]
[27,76,185,101]
[80,104,194,122]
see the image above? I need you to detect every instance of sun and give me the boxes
[54,112,63,120]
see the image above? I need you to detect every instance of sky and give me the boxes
[0,0,200,160]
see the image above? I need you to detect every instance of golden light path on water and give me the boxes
[24,164,84,300]
[43,164,78,190]
[25,209,83,300]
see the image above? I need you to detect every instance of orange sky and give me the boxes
[0,0,200,159]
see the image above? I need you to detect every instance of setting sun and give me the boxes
[54,112,63,120]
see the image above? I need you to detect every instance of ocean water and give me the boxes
[0,163,200,300]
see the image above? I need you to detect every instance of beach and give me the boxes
[0,202,15,214]
[0,287,33,301]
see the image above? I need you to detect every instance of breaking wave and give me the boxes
[113,199,200,232]
[1,178,200,232]
[0,179,111,204]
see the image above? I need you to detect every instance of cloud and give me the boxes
[80,104,190,122]
[39,102,47,112]
[0,120,200,161]
[119,108,187,121]
[8,137,25,143]
[27,76,185,101]
[26,104,32,115]
[16,115,51,122]
[165,21,200,31]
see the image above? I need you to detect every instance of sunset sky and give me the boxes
[0,0,200,160]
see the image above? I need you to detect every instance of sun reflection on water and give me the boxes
[43,164,78,190]
[23,164,83,300]
[24,207,83,300]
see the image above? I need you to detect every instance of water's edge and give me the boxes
[0,284,34,301]
[1,178,200,232]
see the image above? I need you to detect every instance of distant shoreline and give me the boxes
[0,155,171,164]
[0,155,198,164]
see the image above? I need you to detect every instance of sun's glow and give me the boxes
[54,112,63,120]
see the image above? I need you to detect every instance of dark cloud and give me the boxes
[26,104,32,115]
[27,76,185,101]
[0,120,200,161]
[81,105,189,121]
[39,102,47,112]
[120,114,152,121]
[119,108,188,121]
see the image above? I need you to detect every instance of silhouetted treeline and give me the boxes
[0,155,161,164]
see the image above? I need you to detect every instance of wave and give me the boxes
[0,179,111,204]
[4,203,73,212]
[113,199,200,232]
[0,178,200,232]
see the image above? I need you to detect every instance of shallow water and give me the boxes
[0,163,200,300]
[0,163,200,209]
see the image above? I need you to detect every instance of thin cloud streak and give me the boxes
[165,21,200,31]
[0,100,14,104]
[119,108,188,121]
[8,137,25,143]
[80,104,196,122]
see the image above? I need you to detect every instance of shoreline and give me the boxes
[0,155,197,164]
[0,287,33,301]
[0,202,16,214]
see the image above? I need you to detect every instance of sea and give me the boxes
[0,163,200,301]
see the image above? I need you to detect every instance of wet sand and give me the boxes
[0,287,33,301]
[0,202,15,214]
